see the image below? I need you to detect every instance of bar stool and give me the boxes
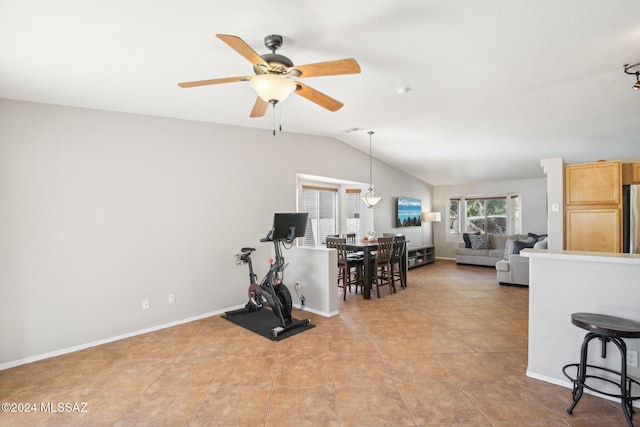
[563,312,640,426]
[326,237,364,300]
[390,235,406,289]
[371,237,394,297]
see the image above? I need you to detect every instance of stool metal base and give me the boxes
[563,332,640,426]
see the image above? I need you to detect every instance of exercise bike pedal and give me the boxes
[271,318,313,338]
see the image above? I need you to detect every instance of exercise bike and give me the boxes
[226,214,311,338]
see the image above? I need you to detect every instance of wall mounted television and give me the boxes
[396,197,422,227]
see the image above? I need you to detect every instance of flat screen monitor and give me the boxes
[272,212,309,241]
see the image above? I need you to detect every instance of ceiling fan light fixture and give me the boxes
[250,74,296,103]
[633,76,640,91]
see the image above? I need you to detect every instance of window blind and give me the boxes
[345,189,361,235]
[301,186,338,247]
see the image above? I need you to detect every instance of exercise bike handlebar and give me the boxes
[259,228,298,245]
[260,230,274,243]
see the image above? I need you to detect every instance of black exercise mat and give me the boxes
[221,308,315,341]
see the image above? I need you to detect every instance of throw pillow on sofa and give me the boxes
[528,232,548,241]
[463,231,481,248]
[513,237,536,254]
[533,237,548,250]
[469,233,490,249]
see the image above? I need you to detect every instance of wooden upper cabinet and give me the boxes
[565,161,622,206]
[564,160,622,253]
[623,163,640,184]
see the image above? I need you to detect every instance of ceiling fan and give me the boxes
[178,34,361,118]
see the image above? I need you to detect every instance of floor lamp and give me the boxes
[421,212,442,245]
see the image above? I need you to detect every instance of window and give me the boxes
[510,195,520,234]
[449,198,460,235]
[466,197,506,233]
[345,189,361,236]
[448,194,520,237]
[301,185,338,247]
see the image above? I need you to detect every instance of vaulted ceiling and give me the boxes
[1,0,639,185]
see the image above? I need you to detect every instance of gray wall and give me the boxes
[0,99,433,366]
[433,177,548,259]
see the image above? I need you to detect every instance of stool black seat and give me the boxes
[563,312,640,427]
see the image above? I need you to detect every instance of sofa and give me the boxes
[455,233,529,267]
[496,236,548,286]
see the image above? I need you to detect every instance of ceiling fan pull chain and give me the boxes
[272,103,276,136]
[279,103,283,132]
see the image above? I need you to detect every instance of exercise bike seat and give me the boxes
[241,247,255,253]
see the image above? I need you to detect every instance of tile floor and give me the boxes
[0,260,632,426]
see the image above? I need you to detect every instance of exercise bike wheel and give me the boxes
[274,283,293,324]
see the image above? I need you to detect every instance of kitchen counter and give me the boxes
[522,249,640,401]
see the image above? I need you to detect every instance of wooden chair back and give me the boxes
[375,237,394,264]
[326,237,348,265]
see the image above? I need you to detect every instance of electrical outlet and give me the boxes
[294,282,305,307]
[142,299,150,310]
[628,350,638,367]
[168,294,176,304]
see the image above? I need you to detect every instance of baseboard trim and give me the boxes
[1,303,332,371]
[293,304,338,318]
[526,369,639,408]
[0,305,244,371]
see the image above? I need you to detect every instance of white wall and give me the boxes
[285,246,338,317]
[541,158,565,251]
[525,250,640,399]
[433,177,548,259]
[0,99,433,366]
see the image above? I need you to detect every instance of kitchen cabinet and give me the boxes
[564,160,622,252]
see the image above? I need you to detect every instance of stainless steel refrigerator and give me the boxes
[623,184,640,254]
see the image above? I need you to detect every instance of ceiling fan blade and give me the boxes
[294,82,344,112]
[250,97,268,118]
[178,76,250,88]
[290,58,361,78]
[216,34,269,68]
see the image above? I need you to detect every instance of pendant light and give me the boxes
[362,131,382,208]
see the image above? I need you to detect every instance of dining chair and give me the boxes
[390,235,406,289]
[372,236,394,297]
[326,234,339,241]
[326,237,364,300]
[344,232,365,258]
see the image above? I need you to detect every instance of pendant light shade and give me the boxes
[362,192,382,207]
[250,74,296,103]
[362,130,382,208]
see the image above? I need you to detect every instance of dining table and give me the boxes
[344,239,407,299]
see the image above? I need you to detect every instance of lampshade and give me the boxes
[250,74,296,103]
[362,190,382,208]
[421,211,441,222]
